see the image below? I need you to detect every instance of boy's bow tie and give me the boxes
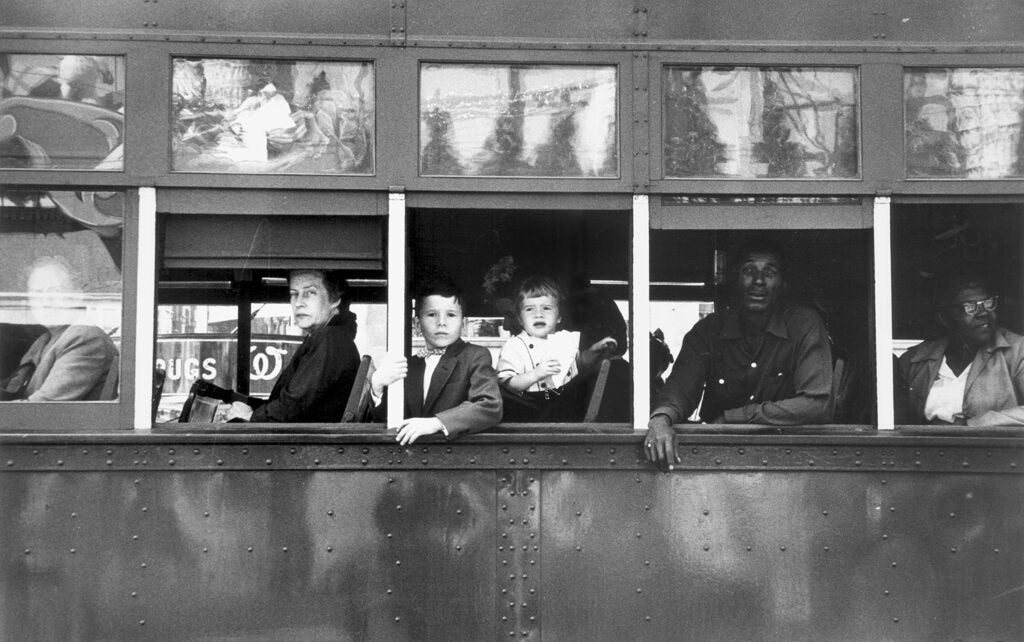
[415,346,447,359]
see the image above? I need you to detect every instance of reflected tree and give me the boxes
[663,69,726,177]
[476,67,529,176]
[533,90,581,177]
[753,77,804,177]
[420,105,462,175]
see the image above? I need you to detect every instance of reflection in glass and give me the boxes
[172,58,374,174]
[663,67,859,178]
[420,64,617,177]
[0,53,125,170]
[0,189,122,401]
[905,69,1024,179]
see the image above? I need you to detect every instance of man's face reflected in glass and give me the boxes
[736,252,784,314]
[27,259,82,327]
[289,271,339,332]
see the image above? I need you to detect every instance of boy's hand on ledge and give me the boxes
[395,416,444,445]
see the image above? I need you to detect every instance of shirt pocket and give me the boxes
[759,367,792,401]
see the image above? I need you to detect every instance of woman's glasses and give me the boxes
[948,296,998,316]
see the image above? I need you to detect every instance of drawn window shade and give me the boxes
[419,63,618,178]
[662,66,859,179]
[171,58,375,175]
[0,53,125,171]
[904,68,1024,179]
[0,188,124,402]
[161,215,383,271]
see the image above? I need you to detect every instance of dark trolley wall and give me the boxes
[3,431,1023,641]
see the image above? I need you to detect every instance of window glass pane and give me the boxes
[905,69,1024,179]
[650,229,873,425]
[172,58,375,175]
[891,204,1023,426]
[663,67,859,178]
[419,64,618,177]
[0,189,123,402]
[410,209,632,424]
[0,54,125,170]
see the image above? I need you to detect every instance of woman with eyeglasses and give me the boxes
[896,274,1024,426]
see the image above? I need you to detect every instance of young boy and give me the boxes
[370,278,502,444]
[497,276,616,420]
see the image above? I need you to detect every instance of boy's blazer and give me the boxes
[374,339,502,436]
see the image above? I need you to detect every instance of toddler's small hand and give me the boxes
[535,359,562,377]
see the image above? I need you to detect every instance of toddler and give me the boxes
[498,276,615,419]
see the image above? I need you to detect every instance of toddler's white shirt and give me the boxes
[497,330,580,391]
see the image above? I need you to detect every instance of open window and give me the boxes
[154,194,386,424]
[650,197,875,426]
[407,205,633,425]
[891,201,1024,427]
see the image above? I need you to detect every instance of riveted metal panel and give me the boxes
[2,468,497,640]
[3,433,1022,473]
[2,433,1023,640]
[496,470,542,640]
[541,469,1024,641]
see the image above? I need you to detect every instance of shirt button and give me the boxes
[750,362,757,368]
[528,344,534,349]
[718,378,725,385]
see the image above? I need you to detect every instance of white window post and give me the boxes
[633,194,651,430]
[387,191,407,428]
[134,187,157,429]
[873,195,894,430]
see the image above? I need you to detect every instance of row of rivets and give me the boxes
[2,443,1020,471]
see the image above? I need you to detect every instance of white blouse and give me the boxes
[923,357,971,423]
